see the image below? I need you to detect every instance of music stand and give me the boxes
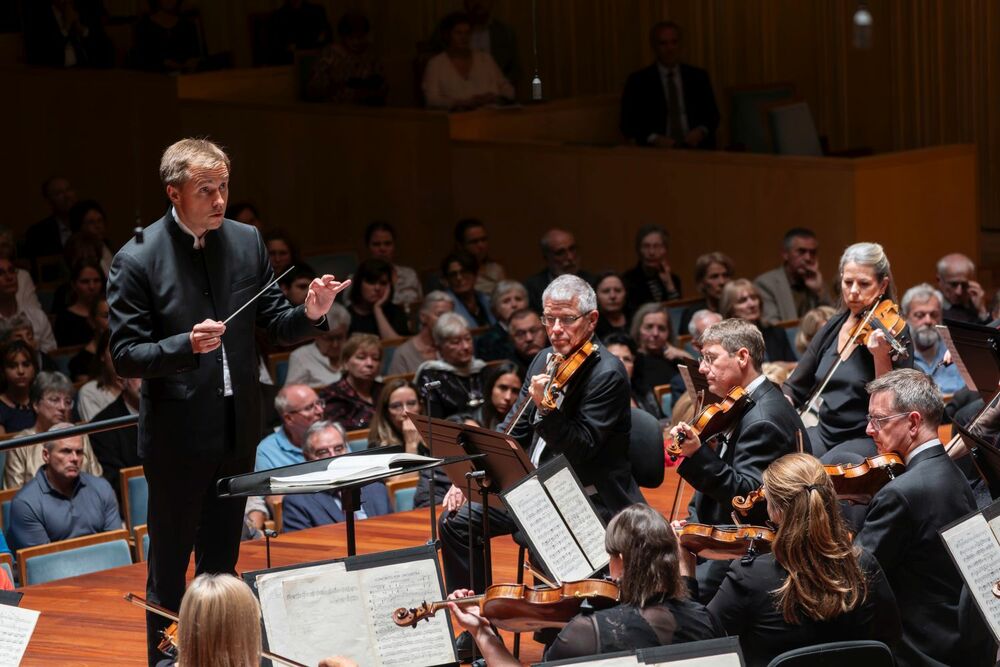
[939,320,1000,401]
[675,358,720,404]
[953,421,1000,500]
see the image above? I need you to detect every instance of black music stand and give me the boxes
[217,446,481,556]
[953,421,1000,500]
[675,357,720,404]
[940,319,1000,402]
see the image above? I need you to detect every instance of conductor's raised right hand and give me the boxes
[190,319,226,353]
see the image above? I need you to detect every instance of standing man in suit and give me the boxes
[753,228,831,324]
[620,20,720,149]
[856,369,983,667]
[107,138,350,665]
[669,318,806,600]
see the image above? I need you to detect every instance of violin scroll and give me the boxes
[393,601,435,628]
[732,488,766,517]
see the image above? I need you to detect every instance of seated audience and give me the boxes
[25,176,76,271]
[53,258,105,346]
[68,200,114,276]
[604,332,659,415]
[263,230,298,277]
[387,291,454,375]
[8,425,120,551]
[282,421,392,532]
[286,303,350,387]
[936,252,991,324]
[346,258,411,338]
[903,283,966,395]
[454,218,506,294]
[226,202,262,229]
[719,279,797,363]
[794,305,836,356]
[267,0,331,65]
[76,338,122,421]
[595,271,629,339]
[306,10,386,105]
[623,225,683,310]
[0,227,42,312]
[0,316,57,372]
[278,264,317,306]
[129,0,204,73]
[687,309,722,342]
[0,340,38,435]
[677,252,734,334]
[475,281,527,363]
[429,0,520,84]
[88,377,141,508]
[754,228,831,324]
[3,372,103,488]
[24,1,114,68]
[452,504,722,664]
[630,303,690,413]
[683,453,901,667]
[524,229,595,312]
[321,333,383,429]
[507,308,548,375]
[370,378,422,452]
[423,12,514,111]
[68,301,111,382]
[0,258,57,352]
[620,21,719,149]
[415,313,487,418]
[476,361,522,430]
[364,221,423,310]
[442,252,494,328]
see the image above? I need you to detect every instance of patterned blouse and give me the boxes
[320,377,383,431]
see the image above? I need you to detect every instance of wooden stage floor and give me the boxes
[17,468,693,665]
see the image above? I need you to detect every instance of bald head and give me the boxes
[541,228,579,276]
[275,384,323,445]
[936,252,978,308]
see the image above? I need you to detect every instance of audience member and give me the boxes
[936,252,990,323]
[282,421,392,532]
[88,377,141,507]
[278,264,317,306]
[370,378,422,452]
[687,309,722,343]
[26,176,76,267]
[0,226,43,312]
[0,340,38,435]
[622,225,682,310]
[523,229,595,312]
[387,291,454,375]
[75,337,122,420]
[345,259,410,338]
[226,202,262,229]
[423,11,514,110]
[754,228,831,324]
[286,303,350,387]
[415,313,487,418]
[794,305,836,356]
[902,283,966,395]
[267,0,331,65]
[8,425,120,551]
[620,21,719,149]
[364,221,423,310]
[475,281,528,362]
[604,332,659,415]
[263,229,298,277]
[321,333,383,429]
[507,308,547,374]
[454,218,506,294]
[68,200,114,275]
[0,257,56,353]
[0,315,57,372]
[677,252,734,334]
[24,0,114,68]
[595,271,629,340]
[69,306,110,382]
[4,372,102,489]
[630,303,689,414]
[306,10,386,105]
[53,258,104,346]
[129,0,203,73]
[477,361,521,430]
[719,279,797,363]
[441,252,494,328]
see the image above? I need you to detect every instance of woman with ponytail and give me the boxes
[681,453,901,666]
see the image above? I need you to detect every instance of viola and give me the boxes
[824,453,905,499]
[675,523,775,560]
[845,299,908,360]
[666,386,751,460]
[393,577,620,633]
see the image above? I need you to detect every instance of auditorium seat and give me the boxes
[0,486,17,545]
[386,476,418,512]
[18,529,132,586]
[119,466,148,533]
[133,524,149,562]
[0,552,13,585]
[346,428,370,452]
[267,351,292,388]
[766,640,894,667]
[628,408,665,489]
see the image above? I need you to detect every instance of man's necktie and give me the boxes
[667,69,685,143]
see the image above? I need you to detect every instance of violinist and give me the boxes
[668,318,805,599]
[448,504,722,665]
[681,453,901,667]
[783,242,913,459]
[855,369,989,667]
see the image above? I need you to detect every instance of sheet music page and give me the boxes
[256,562,347,662]
[358,559,456,667]
[0,604,39,667]
[643,655,742,667]
[543,656,639,666]
[542,467,609,571]
[505,476,592,582]
[938,326,978,392]
[941,513,1000,642]
[677,364,698,398]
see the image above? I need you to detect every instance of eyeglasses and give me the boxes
[290,399,326,415]
[865,412,909,432]
[388,399,420,412]
[541,314,585,328]
[42,395,73,408]
[511,326,543,340]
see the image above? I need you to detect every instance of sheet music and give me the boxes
[643,655,742,667]
[939,326,978,392]
[257,562,347,661]
[678,364,698,399]
[0,604,39,667]
[544,657,640,666]
[941,513,1000,643]
[505,476,592,582]
[542,467,609,571]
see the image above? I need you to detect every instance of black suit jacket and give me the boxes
[855,443,978,667]
[500,339,643,518]
[88,395,141,504]
[680,379,807,526]
[108,210,323,459]
[620,63,720,149]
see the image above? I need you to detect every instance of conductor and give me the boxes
[107,138,350,665]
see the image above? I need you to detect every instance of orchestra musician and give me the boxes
[855,369,991,667]
[448,504,722,665]
[681,452,901,667]
[783,242,913,460]
[668,318,806,600]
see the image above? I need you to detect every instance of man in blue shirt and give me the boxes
[903,284,967,395]
[9,426,121,551]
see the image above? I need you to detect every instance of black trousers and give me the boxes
[143,398,253,665]
[439,501,517,594]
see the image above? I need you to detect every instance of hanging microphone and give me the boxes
[423,380,442,390]
[133,226,144,244]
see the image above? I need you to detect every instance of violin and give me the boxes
[393,577,620,633]
[675,523,775,560]
[504,340,596,435]
[845,299,908,360]
[666,386,751,460]
[732,488,767,516]
[824,453,904,499]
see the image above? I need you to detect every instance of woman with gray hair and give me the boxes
[286,303,352,386]
[414,312,487,418]
[784,242,913,458]
[386,291,454,375]
[475,280,529,362]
